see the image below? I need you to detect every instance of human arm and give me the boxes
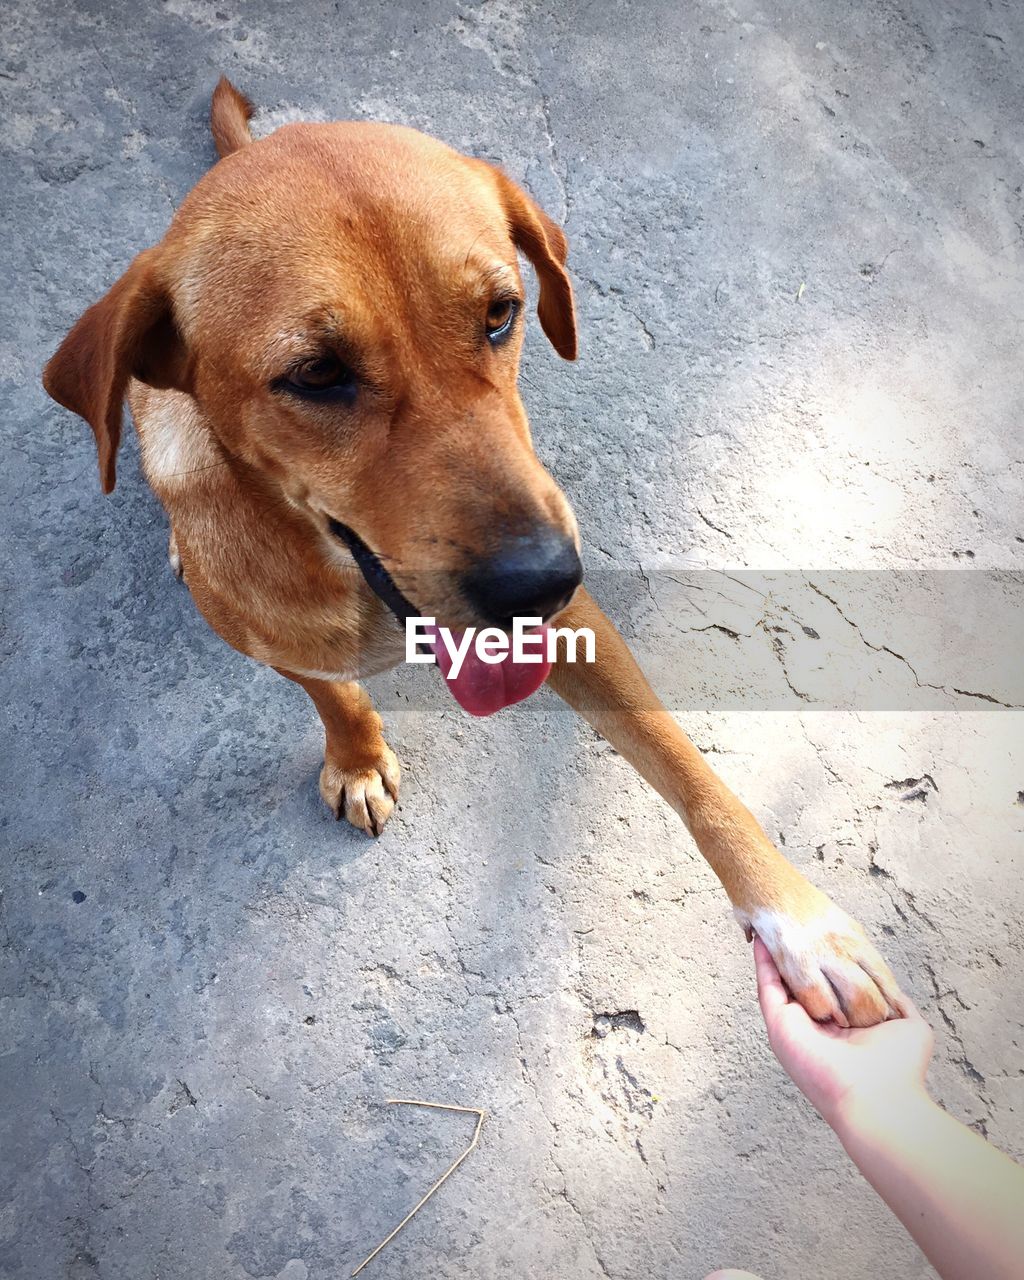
[753,937,1024,1280]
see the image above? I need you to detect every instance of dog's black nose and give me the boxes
[462,527,583,626]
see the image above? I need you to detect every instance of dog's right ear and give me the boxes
[42,248,191,494]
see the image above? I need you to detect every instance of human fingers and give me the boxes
[753,935,791,1022]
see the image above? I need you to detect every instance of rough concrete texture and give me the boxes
[2,2,1023,1278]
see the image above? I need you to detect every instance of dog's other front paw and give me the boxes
[735,894,907,1028]
[319,743,400,837]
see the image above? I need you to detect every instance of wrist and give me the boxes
[830,1081,936,1147]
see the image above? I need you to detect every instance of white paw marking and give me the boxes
[734,905,857,986]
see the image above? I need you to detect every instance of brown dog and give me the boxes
[43,78,907,1027]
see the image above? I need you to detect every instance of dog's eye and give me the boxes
[485,297,519,344]
[278,356,357,403]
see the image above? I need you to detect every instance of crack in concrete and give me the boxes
[582,275,657,349]
[756,616,814,702]
[539,93,570,225]
[807,581,1022,708]
[866,841,940,938]
[695,507,732,539]
[648,566,928,710]
[885,774,938,802]
[922,960,995,1127]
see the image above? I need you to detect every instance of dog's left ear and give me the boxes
[483,165,577,361]
[42,247,192,494]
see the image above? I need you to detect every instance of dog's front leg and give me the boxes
[547,589,906,1027]
[275,670,400,837]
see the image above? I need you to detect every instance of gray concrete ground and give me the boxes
[3,1,1023,1277]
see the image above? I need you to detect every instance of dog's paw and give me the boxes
[319,745,400,837]
[736,900,907,1027]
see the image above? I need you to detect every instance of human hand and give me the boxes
[753,936,934,1130]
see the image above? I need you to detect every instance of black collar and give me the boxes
[327,518,418,626]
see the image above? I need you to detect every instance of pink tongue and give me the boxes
[427,625,552,717]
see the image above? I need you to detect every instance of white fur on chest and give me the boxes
[138,390,219,487]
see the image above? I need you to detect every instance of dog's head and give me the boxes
[43,79,582,631]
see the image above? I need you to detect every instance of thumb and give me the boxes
[753,936,790,1024]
